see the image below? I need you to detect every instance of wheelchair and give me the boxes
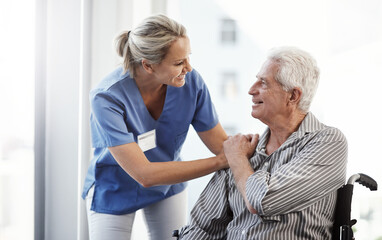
[173,173,378,240]
[332,173,378,240]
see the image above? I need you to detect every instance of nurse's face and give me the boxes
[151,36,193,87]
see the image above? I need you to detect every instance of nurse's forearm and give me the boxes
[197,123,228,155]
[139,155,227,187]
[109,143,227,188]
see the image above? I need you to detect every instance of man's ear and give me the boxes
[141,59,153,73]
[289,87,302,105]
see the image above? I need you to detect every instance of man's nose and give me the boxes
[248,82,258,95]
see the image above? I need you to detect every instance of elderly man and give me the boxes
[178,47,347,239]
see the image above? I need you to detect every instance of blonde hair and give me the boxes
[115,14,187,78]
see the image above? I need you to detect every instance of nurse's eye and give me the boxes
[175,61,184,66]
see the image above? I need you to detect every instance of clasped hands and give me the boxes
[223,133,259,169]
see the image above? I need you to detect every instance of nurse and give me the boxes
[82,14,228,240]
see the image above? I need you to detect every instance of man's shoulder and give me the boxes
[303,113,347,142]
[316,126,347,142]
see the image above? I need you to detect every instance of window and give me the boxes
[0,1,35,239]
[220,18,237,44]
[220,72,239,100]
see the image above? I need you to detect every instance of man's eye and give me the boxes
[176,62,183,66]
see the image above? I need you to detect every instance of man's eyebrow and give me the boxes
[256,76,266,81]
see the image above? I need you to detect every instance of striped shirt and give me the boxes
[179,112,347,240]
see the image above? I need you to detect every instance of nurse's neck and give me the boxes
[134,67,166,96]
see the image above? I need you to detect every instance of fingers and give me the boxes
[226,133,259,144]
[245,134,252,140]
[251,134,259,145]
[244,133,259,145]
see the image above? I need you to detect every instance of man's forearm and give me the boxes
[229,156,257,214]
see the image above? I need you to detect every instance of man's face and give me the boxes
[248,60,291,124]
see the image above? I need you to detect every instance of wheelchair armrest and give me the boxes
[347,173,378,191]
[357,173,378,191]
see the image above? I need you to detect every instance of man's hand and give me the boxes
[223,133,259,214]
[223,133,259,161]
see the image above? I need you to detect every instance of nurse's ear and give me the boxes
[141,59,154,74]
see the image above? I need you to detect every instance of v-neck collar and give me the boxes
[131,78,171,124]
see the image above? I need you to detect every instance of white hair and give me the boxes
[115,14,187,78]
[267,46,320,112]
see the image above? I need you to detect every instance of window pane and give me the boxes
[0,1,35,240]
[220,72,238,100]
[220,18,236,44]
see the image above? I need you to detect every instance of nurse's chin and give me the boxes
[172,79,186,88]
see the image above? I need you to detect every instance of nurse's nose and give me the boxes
[184,58,192,73]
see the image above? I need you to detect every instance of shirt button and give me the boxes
[242,230,246,235]
[262,162,269,170]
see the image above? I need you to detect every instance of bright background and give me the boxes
[0,0,381,239]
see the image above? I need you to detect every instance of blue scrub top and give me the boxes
[82,67,219,215]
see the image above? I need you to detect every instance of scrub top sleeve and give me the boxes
[90,91,135,147]
[191,74,219,132]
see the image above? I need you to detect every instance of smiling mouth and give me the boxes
[177,74,186,79]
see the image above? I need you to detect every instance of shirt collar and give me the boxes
[255,112,324,154]
[294,112,325,137]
